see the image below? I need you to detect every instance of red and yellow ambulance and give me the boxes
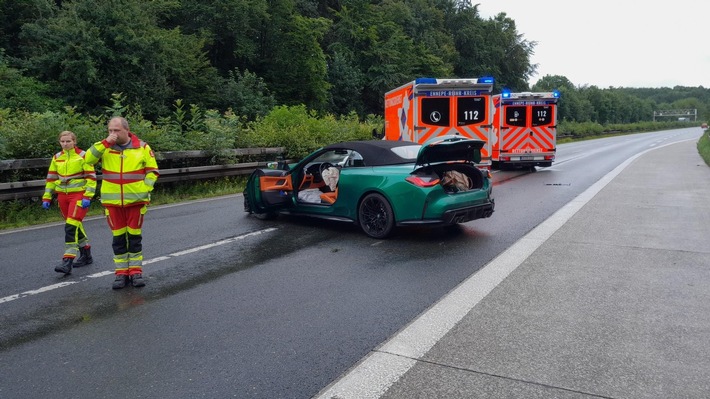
[491,90,560,168]
[384,77,495,167]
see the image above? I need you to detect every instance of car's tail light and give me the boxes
[406,176,440,187]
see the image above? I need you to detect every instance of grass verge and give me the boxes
[698,130,710,167]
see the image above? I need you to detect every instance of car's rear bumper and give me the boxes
[397,200,495,226]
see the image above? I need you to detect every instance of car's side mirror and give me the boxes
[267,161,290,170]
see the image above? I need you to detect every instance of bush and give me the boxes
[241,105,377,159]
[0,109,105,159]
[698,130,710,167]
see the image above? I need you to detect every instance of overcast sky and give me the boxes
[476,0,709,89]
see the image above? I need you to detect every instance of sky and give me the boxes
[475,0,710,89]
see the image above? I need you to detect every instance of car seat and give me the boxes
[320,187,338,204]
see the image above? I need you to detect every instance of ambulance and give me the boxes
[384,77,495,167]
[491,90,560,168]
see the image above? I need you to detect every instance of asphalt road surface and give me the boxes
[0,128,702,398]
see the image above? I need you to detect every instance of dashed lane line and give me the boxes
[0,227,277,305]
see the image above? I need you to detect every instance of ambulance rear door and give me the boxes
[500,92,558,167]
[412,78,494,166]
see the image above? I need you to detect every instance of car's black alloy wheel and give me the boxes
[358,193,394,238]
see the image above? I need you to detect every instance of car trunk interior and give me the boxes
[414,164,484,193]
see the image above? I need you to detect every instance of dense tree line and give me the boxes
[0,0,536,119]
[0,0,708,137]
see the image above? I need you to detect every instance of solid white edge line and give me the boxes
[314,138,697,399]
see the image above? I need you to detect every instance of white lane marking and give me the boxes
[314,138,698,399]
[0,227,276,305]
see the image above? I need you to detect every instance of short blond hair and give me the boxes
[58,130,77,141]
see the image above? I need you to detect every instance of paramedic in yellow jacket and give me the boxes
[85,117,159,289]
[43,131,97,275]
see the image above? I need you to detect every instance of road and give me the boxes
[0,128,702,398]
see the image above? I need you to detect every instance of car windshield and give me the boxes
[390,144,421,161]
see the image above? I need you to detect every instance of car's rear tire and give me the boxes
[358,193,394,239]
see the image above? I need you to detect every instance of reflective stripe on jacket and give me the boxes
[85,133,159,206]
[43,148,97,201]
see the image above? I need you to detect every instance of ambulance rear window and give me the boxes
[504,106,527,127]
[420,98,450,127]
[457,97,486,126]
[532,105,553,126]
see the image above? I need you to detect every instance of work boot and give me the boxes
[54,258,73,274]
[130,274,146,288]
[73,246,93,267]
[112,275,128,290]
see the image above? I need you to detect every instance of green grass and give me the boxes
[0,176,247,230]
[698,130,710,167]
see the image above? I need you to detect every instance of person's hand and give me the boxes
[42,201,50,210]
[81,199,91,209]
[105,132,117,145]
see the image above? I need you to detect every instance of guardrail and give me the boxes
[0,147,286,201]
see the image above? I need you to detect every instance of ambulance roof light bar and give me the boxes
[500,89,561,100]
[414,77,495,86]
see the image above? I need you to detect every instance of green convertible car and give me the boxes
[243,136,495,238]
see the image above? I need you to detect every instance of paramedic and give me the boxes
[85,117,159,289]
[43,131,97,274]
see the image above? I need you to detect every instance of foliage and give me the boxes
[0,52,63,112]
[0,108,104,159]
[17,0,220,118]
[4,0,707,125]
[698,130,710,167]
[241,105,377,159]
[222,69,276,122]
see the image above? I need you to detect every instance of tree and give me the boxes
[263,13,332,111]
[0,52,62,112]
[19,0,221,118]
[448,8,535,90]
[168,0,269,75]
[326,50,365,116]
[222,68,276,121]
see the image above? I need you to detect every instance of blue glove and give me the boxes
[42,201,51,210]
[81,199,91,209]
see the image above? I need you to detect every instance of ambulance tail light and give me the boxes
[501,156,511,162]
[406,176,440,187]
[544,155,555,161]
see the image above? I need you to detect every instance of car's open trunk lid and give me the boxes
[415,136,484,166]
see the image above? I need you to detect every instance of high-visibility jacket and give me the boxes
[43,148,97,202]
[85,133,159,206]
